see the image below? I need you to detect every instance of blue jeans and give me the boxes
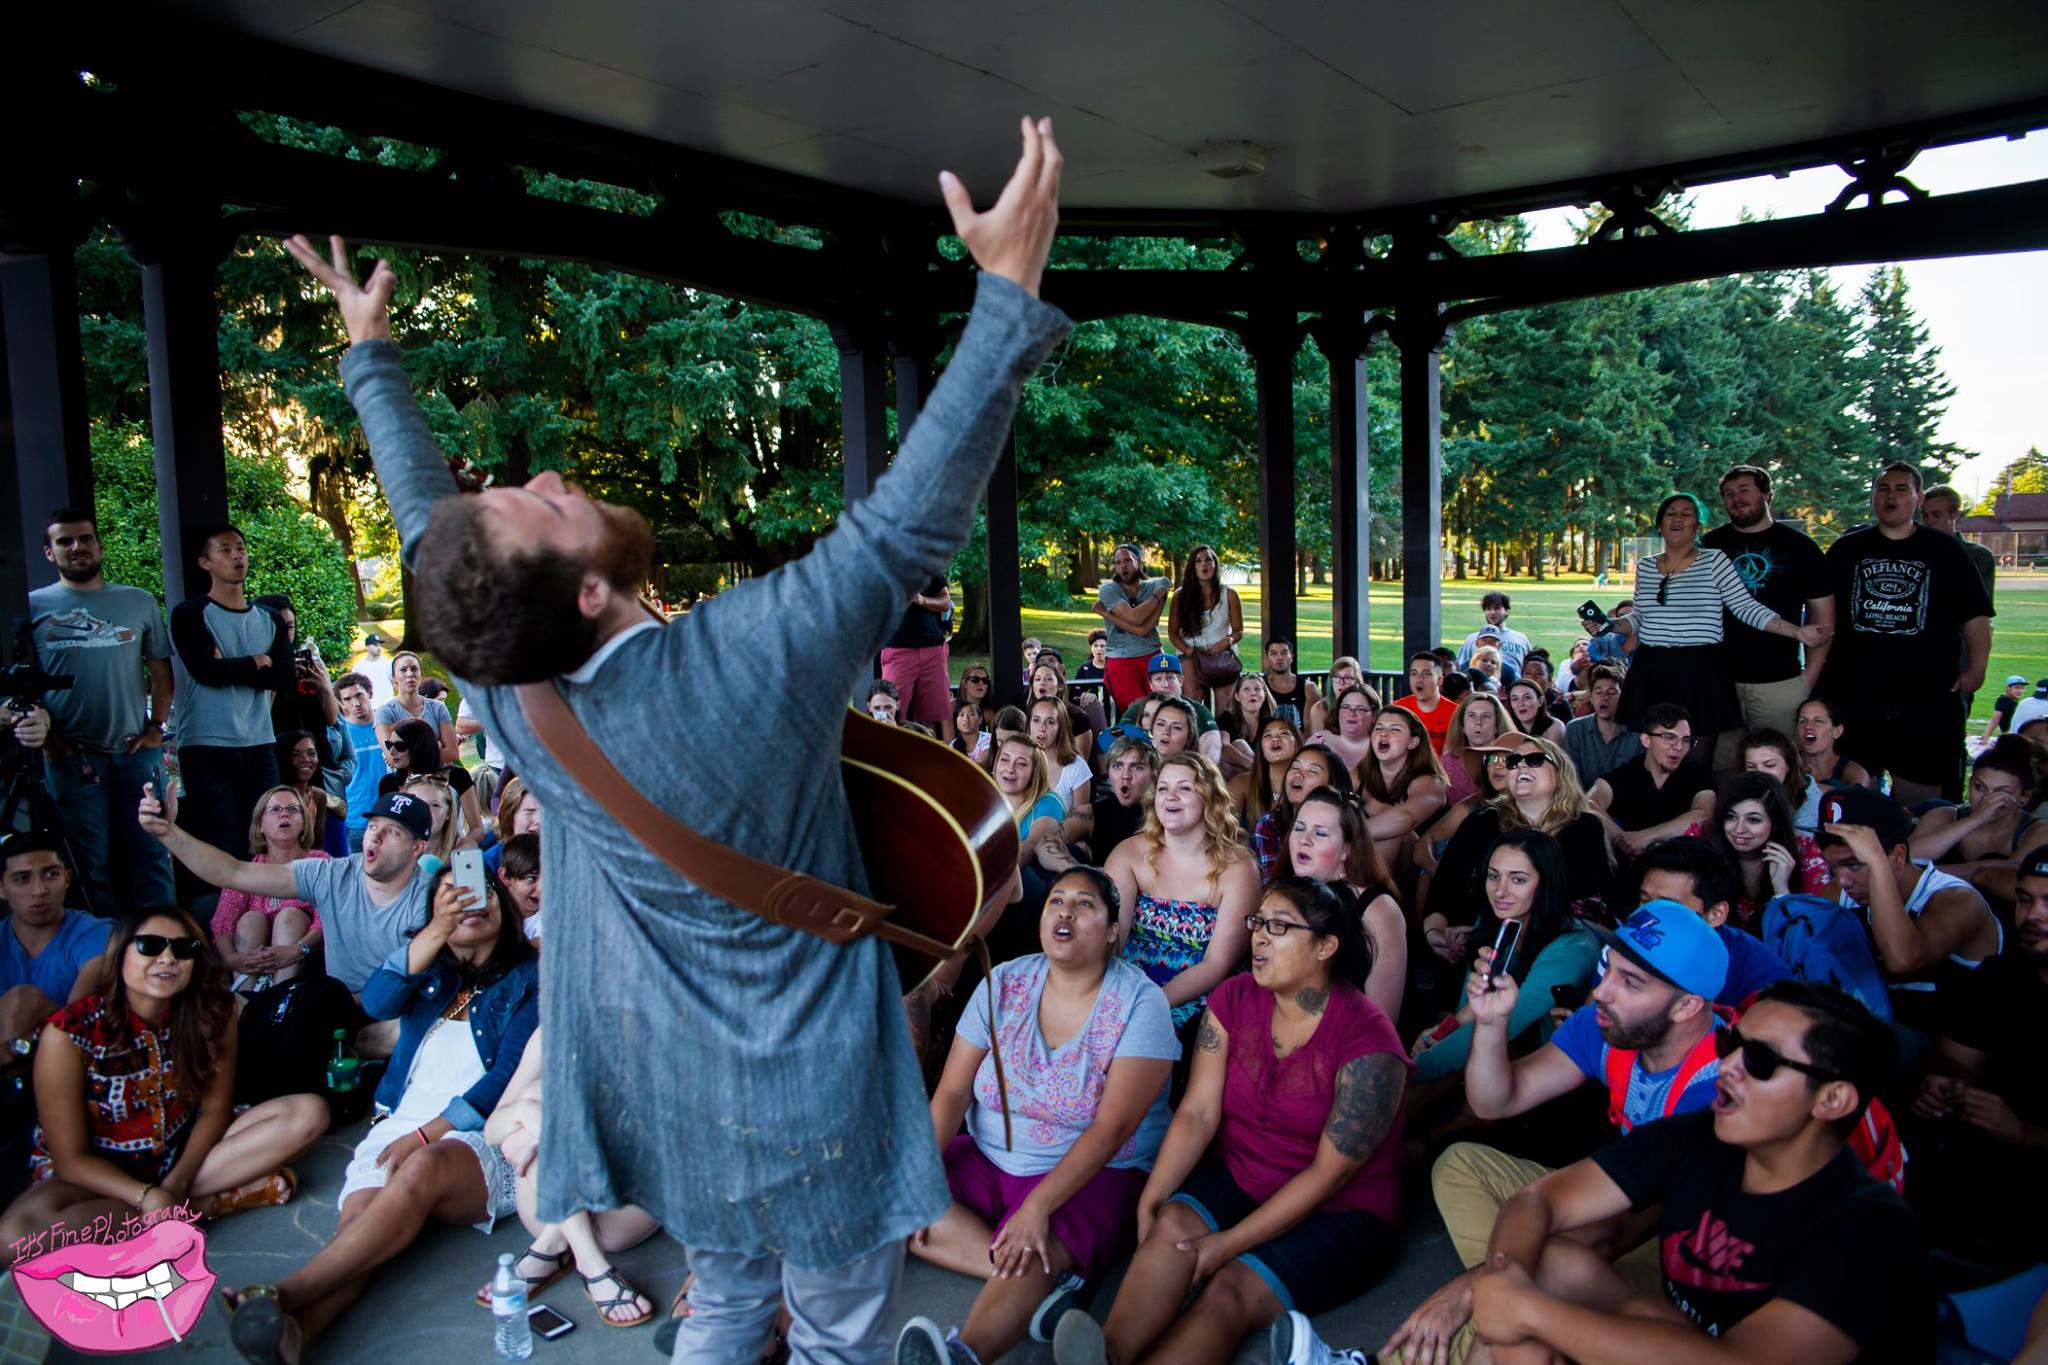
[43,747,176,914]
[672,1240,902,1364]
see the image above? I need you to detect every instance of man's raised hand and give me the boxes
[283,234,396,346]
[939,117,1062,298]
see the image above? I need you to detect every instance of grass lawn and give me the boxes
[975,573,2048,730]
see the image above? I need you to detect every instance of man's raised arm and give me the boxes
[283,234,457,568]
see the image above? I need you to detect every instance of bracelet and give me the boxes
[415,1127,430,1147]
[135,1183,154,1209]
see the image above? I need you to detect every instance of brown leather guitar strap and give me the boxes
[514,680,1013,1149]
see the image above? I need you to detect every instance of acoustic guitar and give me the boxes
[840,708,1019,992]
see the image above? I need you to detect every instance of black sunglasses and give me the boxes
[1714,1025,1844,1084]
[1487,752,1552,771]
[381,738,407,750]
[131,935,204,961]
[1656,574,1670,607]
[963,675,990,685]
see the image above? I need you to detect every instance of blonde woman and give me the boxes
[400,774,462,861]
[1307,655,1366,735]
[211,786,329,987]
[1105,753,1260,1028]
[1427,733,1619,929]
[1440,691,1520,809]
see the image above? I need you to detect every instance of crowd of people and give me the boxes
[1,119,2043,1365]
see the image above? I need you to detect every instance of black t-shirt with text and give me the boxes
[1593,1110,1932,1355]
[1702,521,1831,684]
[1821,526,1993,690]
[1603,755,1713,833]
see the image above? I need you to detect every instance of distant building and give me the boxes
[1959,493,2048,565]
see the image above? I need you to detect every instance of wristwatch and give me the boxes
[298,942,313,958]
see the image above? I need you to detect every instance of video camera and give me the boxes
[0,661,71,711]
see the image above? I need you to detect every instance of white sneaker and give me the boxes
[1269,1309,1372,1365]
[894,1316,948,1365]
[1052,1308,1108,1365]
[1030,1273,1087,1343]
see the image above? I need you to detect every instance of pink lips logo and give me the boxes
[11,1219,215,1353]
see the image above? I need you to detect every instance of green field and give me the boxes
[974,573,2048,730]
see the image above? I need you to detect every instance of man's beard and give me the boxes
[1598,1006,1675,1053]
[55,560,100,584]
[590,501,656,595]
[1114,565,1140,585]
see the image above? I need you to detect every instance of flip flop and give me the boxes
[475,1245,576,1308]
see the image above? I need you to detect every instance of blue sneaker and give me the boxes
[894,1317,980,1365]
[1269,1309,1373,1364]
[1030,1273,1087,1343]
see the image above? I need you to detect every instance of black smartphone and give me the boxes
[1550,983,1586,1011]
[1483,919,1523,985]
[1577,600,1609,628]
[527,1304,574,1339]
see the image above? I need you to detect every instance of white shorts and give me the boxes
[338,1123,519,1234]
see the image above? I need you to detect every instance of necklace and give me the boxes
[420,987,475,1045]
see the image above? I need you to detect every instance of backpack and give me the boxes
[1760,893,1893,1023]
[235,975,369,1121]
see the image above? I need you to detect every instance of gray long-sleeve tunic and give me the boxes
[339,273,1072,1268]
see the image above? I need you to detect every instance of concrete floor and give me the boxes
[7,1118,1463,1363]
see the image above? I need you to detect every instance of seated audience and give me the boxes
[399,774,462,863]
[899,867,1177,1364]
[1147,696,1200,760]
[1251,743,1351,886]
[372,650,458,766]
[957,665,999,735]
[219,864,540,1361]
[1052,877,1407,1365]
[1685,772,1832,930]
[1588,702,1715,858]
[1467,645,1506,693]
[1635,836,1792,1007]
[1306,685,1379,786]
[1028,657,1097,748]
[1116,654,1225,762]
[1318,982,1926,1365]
[498,833,542,944]
[1910,734,2048,876]
[1519,650,1572,727]
[992,735,1072,935]
[1090,733,1158,867]
[376,717,482,840]
[0,834,110,1044]
[1741,726,1825,834]
[1029,697,1095,845]
[141,784,434,1000]
[1227,715,1299,835]
[1430,734,1619,929]
[277,730,349,857]
[1285,787,1407,1020]
[1259,640,1319,733]
[1074,630,1108,692]
[866,678,902,724]
[1304,655,1363,735]
[1391,651,1456,755]
[1,907,326,1254]
[1359,708,1448,878]
[477,1031,659,1325]
[1795,695,1873,790]
[952,696,992,763]
[1816,785,2003,1036]
[1105,752,1258,1029]
[210,786,331,989]
[483,774,540,874]
[1213,671,1274,771]
[1413,828,1599,1085]
[1441,693,1518,809]
[1506,678,1566,745]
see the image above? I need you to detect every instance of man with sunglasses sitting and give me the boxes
[1587,702,1715,859]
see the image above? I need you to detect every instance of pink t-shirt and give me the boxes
[210,851,329,944]
[1206,972,1409,1222]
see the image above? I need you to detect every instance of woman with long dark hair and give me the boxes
[1506,678,1567,745]
[1285,787,1408,1021]
[373,651,459,767]
[1251,742,1352,885]
[220,865,540,1360]
[1411,828,1598,1082]
[276,730,348,857]
[1360,708,1449,876]
[1229,714,1300,835]
[1167,544,1244,712]
[0,908,325,1254]
[1052,876,1407,1365]
[1688,771,1832,930]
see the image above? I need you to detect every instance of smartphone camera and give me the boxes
[527,1304,574,1339]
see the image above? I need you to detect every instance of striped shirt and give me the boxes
[1630,547,1778,647]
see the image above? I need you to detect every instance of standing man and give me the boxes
[1703,464,1834,771]
[1093,543,1168,715]
[1817,462,1992,808]
[354,632,396,709]
[1563,666,1641,786]
[1921,484,1997,606]
[1392,651,1455,755]
[1454,591,1531,679]
[168,526,296,860]
[880,575,953,733]
[21,509,177,912]
[332,673,389,854]
[278,116,1067,1362]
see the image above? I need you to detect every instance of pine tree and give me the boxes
[1859,266,1970,479]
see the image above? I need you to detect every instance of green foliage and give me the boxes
[86,425,359,658]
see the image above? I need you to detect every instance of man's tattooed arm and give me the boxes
[1324,1052,1405,1161]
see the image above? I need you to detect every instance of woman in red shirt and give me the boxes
[1050,876,1410,1364]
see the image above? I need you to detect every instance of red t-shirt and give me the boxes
[1393,693,1455,754]
[1206,973,1409,1223]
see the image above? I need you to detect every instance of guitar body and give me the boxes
[841,709,1019,993]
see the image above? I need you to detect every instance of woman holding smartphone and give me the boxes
[1410,828,1598,1082]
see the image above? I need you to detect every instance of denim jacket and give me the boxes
[361,942,539,1131]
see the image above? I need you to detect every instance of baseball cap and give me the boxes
[1474,625,1503,641]
[1147,653,1183,675]
[364,632,384,646]
[2007,675,2027,687]
[1097,723,1156,756]
[1812,785,1912,853]
[2020,851,2048,883]
[1589,900,1728,1001]
[368,790,434,842]
[1114,542,1143,558]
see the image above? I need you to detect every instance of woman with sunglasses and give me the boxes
[957,666,999,736]
[1307,684,1380,788]
[1251,742,1352,886]
[900,866,1176,1365]
[1688,772,1833,930]
[1,909,326,1254]
[221,863,539,1361]
[372,651,459,766]
[1051,877,1407,1365]
[1286,787,1408,1021]
[1603,492,1827,733]
[1429,734,1619,931]
[1229,714,1300,836]
[210,785,331,989]
[377,717,483,844]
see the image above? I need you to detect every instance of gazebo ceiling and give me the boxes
[135,0,2048,217]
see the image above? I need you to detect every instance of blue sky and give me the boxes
[1522,133,2046,500]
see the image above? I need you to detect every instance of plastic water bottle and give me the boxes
[492,1254,532,1360]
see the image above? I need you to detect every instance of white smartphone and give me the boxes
[1483,918,1524,986]
[452,847,489,908]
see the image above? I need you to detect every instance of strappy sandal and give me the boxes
[582,1266,655,1328]
[474,1245,576,1307]
[204,1168,297,1221]
[222,1285,297,1363]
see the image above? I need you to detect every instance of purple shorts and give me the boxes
[943,1134,1148,1279]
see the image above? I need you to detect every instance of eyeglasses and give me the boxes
[1493,752,1553,772]
[1645,730,1695,747]
[1244,914,1312,937]
[131,935,203,961]
[262,803,303,816]
[1338,705,1373,717]
[1713,1025,1844,1084]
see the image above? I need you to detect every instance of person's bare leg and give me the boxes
[0,984,58,1043]
[190,1094,328,1204]
[557,1210,654,1324]
[958,1236,1074,1363]
[1100,1203,1210,1365]
[268,907,312,984]
[276,1143,487,1315]
[1138,1259,1279,1365]
[1,1180,121,1262]
[234,910,270,960]
[907,1202,998,1279]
